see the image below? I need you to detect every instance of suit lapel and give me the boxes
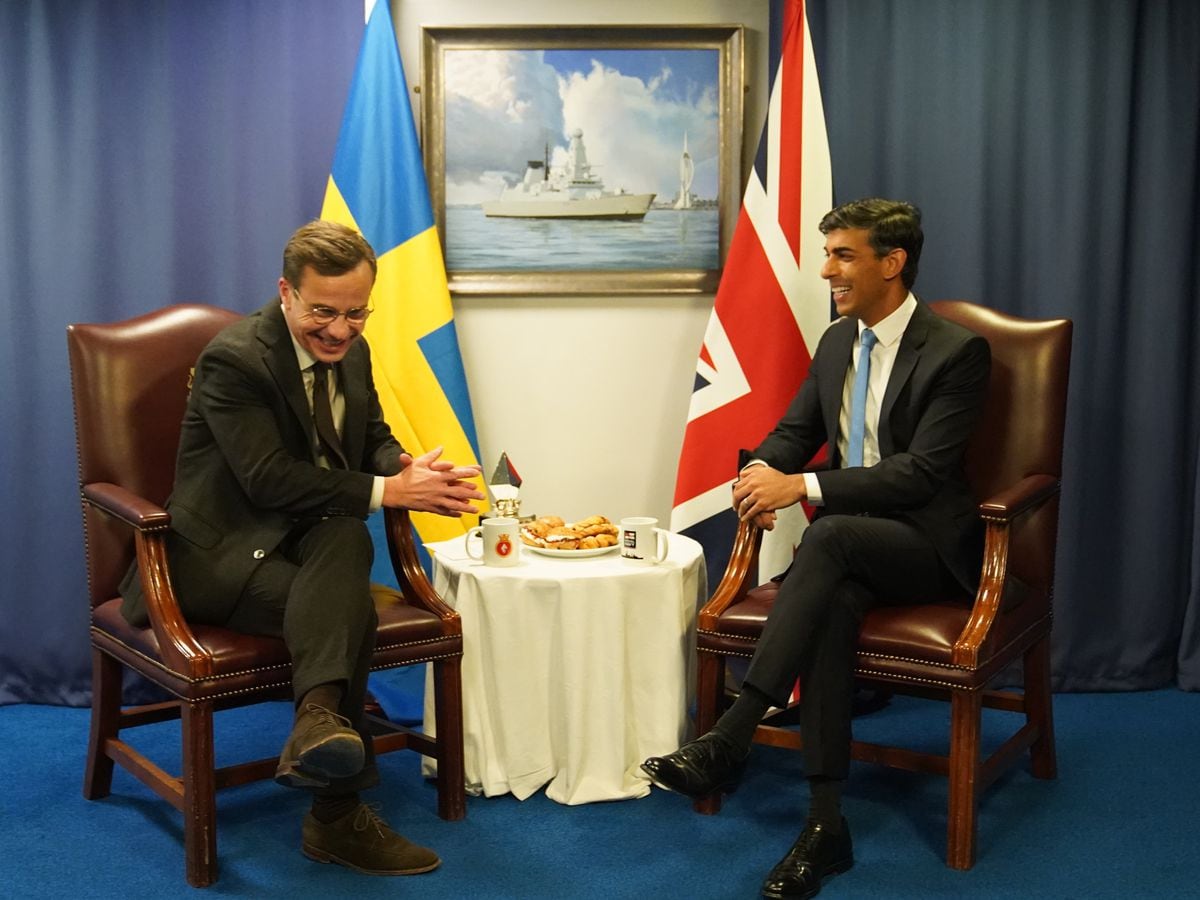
[879,302,932,456]
[820,318,856,464]
[256,302,316,460]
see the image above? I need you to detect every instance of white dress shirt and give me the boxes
[803,293,918,505]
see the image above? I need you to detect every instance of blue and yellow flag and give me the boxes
[321,3,483,541]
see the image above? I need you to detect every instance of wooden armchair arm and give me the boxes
[82,482,213,677]
[382,507,462,632]
[977,473,1059,523]
[952,474,1061,667]
[698,518,764,631]
[82,481,170,530]
[698,456,831,629]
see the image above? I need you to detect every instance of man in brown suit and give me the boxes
[121,220,484,875]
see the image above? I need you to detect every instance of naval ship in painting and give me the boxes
[481,128,655,220]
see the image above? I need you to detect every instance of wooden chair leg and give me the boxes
[695,652,724,737]
[83,648,120,800]
[1024,637,1058,780]
[181,701,217,888]
[432,656,467,821]
[692,652,725,815]
[947,690,982,870]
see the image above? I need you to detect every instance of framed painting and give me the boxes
[420,25,744,295]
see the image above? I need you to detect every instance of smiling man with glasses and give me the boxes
[120,219,485,877]
[279,241,375,366]
[291,289,373,326]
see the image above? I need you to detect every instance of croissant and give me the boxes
[579,523,618,537]
[545,526,585,543]
[524,520,552,539]
[519,515,616,551]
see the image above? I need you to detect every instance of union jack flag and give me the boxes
[670,0,833,592]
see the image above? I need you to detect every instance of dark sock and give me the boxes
[310,791,360,824]
[299,682,344,717]
[711,683,773,753]
[807,776,845,831]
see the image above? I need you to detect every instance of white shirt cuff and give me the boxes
[369,475,384,513]
[803,472,824,506]
[742,459,822,506]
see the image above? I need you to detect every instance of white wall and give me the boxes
[393,0,770,524]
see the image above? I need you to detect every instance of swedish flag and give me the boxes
[321,3,483,542]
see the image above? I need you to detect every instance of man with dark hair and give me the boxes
[817,196,925,290]
[120,219,484,876]
[643,199,990,899]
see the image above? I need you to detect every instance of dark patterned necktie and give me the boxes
[311,362,347,469]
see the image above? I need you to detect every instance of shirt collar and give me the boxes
[860,292,918,348]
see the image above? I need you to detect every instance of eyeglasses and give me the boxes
[292,287,373,326]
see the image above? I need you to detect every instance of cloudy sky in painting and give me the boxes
[441,47,720,205]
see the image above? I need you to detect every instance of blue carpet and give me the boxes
[2,690,1197,898]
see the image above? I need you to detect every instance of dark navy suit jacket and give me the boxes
[744,300,991,593]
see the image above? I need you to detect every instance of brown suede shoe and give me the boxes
[275,703,365,789]
[302,803,441,875]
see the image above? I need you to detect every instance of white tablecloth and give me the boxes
[422,531,705,805]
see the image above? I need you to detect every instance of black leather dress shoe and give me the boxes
[640,733,747,798]
[761,819,854,899]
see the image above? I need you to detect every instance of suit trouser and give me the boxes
[743,514,959,780]
[225,515,379,794]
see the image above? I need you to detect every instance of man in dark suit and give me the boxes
[643,199,990,899]
[120,220,484,876]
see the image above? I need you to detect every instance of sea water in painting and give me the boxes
[442,47,721,272]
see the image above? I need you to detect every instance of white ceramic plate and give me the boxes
[525,543,620,559]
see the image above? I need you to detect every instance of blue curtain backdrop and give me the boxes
[1,0,1197,704]
[0,1,363,704]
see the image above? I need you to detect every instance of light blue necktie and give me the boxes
[847,328,878,467]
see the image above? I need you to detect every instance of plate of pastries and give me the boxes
[521,515,621,557]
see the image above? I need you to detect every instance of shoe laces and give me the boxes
[352,802,388,838]
[678,734,744,766]
[302,703,353,729]
[788,820,836,858]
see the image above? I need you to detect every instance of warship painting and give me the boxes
[481,128,656,220]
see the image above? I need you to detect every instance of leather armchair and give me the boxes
[67,304,466,887]
[693,300,1072,869]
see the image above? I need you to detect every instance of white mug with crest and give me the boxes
[465,517,521,567]
[620,516,669,565]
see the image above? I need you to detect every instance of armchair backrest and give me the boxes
[930,300,1072,500]
[67,304,240,607]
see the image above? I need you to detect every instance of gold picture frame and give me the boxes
[420,24,744,295]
